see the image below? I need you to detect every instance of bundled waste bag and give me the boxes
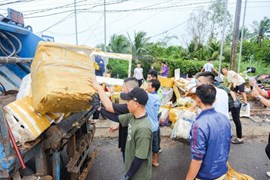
[31,42,96,114]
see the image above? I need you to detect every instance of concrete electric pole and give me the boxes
[74,0,78,45]
[104,0,107,52]
[230,0,242,71]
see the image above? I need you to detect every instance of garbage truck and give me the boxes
[0,8,132,180]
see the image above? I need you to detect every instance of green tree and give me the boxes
[107,34,131,53]
[207,40,221,60]
[187,0,232,44]
[128,31,151,61]
[251,16,270,44]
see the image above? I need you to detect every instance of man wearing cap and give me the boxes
[89,76,139,162]
[93,87,152,180]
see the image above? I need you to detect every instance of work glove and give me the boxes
[92,93,101,110]
[233,100,240,108]
[120,175,130,180]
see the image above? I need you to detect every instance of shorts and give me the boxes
[233,83,245,93]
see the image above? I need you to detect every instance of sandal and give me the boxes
[231,138,243,144]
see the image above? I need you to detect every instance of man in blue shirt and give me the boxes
[145,79,161,167]
[186,84,231,180]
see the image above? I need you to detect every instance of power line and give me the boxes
[23,0,128,19]
[92,0,189,44]
[0,0,39,6]
[82,14,104,44]
[149,20,190,38]
[36,12,74,34]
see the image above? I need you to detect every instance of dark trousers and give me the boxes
[152,131,159,153]
[229,106,242,138]
[137,79,143,87]
[157,128,161,150]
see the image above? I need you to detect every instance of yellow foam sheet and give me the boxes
[3,97,54,145]
[31,42,96,114]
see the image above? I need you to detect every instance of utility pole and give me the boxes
[230,0,242,71]
[104,0,107,51]
[218,0,228,77]
[74,0,78,45]
[237,0,247,73]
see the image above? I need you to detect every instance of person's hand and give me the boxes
[89,75,101,90]
[251,89,260,98]
[120,175,130,180]
[233,100,240,108]
[109,124,119,132]
[92,93,101,110]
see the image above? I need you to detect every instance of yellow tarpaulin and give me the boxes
[3,96,56,146]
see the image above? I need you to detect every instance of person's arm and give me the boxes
[133,69,136,78]
[99,107,119,122]
[255,86,269,97]
[200,67,205,72]
[230,91,240,108]
[187,123,206,179]
[212,68,218,75]
[251,89,270,108]
[186,159,202,180]
[109,123,119,132]
[123,157,144,179]
[249,78,269,97]
[89,76,115,113]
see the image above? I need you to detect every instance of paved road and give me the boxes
[87,136,269,180]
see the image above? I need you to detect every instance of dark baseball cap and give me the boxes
[120,87,148,105]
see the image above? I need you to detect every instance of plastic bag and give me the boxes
[16,74,32,100]
[240,103,250,118]
[160,87,173,106]
[170,110,196,140]
[159,105,171,126]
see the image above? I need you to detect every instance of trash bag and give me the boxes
[240,103,250,118]
[170,110,196,140]
[160,87,173,106]
[159,105,171,126]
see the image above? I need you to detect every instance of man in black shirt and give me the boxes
[89,76,138,161]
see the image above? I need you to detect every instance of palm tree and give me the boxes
[207,40,220,60]
[128,31,151,61]
[238,26,252,40]
[251,16,270,44]
[107,34,131,53]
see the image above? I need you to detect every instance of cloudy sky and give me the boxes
[1,0,269,47]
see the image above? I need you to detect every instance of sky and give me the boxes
[1,0,270,48]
